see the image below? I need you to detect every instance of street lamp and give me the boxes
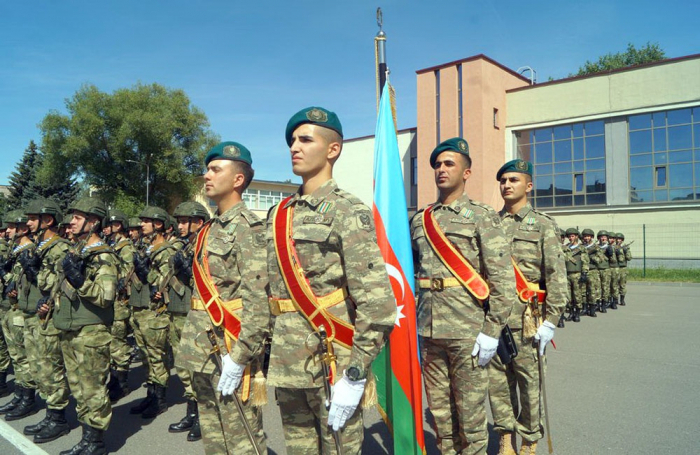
[126,159,150,206]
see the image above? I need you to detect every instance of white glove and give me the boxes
[327,374,366,431]
[470,332,499,367]
[216,354,245,396]
[534,320,556,355]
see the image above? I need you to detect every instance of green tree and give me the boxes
[7,140,41,210]
[39,82,219,215]
[573,42,666,77]
[0,193,8,216]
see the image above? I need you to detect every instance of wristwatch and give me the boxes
[346,365,367,382]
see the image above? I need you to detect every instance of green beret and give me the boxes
[429,137,469,168]
[205,141,253,166]
[496,159,533,180]
[285,107,343,147]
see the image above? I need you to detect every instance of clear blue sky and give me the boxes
[1,1,697,185]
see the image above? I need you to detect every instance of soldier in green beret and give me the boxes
[489,159,567,455]
[412,137,516,454]
[175,141,269,454]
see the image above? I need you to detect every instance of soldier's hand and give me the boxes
[217,354,245,396]
[149,285,162,302]
[471,332,499,367]
[534,320,556,355]
[328,374,366,431]
[36,296,50,316]
[62,254,86,289]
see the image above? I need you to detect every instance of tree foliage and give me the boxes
[573,43,666,77]
[38,82,219,215]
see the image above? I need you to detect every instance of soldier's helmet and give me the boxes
[608,232,617,239]
[25,198,62,224]
[59,214,72,227]
[167,214,176,231]
[173,201,211,222]
[139,206,169,229]
[558,228,566,237]
[581,228,595,236]
[617,232,624,240]
[6,209,29,225]
[127,217,142,230]
[565,227,580,236]
[68,197,108,219]
[597,230,609,238]
[107,209,128,228]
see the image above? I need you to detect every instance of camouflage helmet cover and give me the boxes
[173,201,210,222]
[69,197,108,219]
[565,227,580,236]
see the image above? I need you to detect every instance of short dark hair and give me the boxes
[233,161,255,190]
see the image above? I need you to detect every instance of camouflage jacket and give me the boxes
[112,236,135,285]
[0,239,10,309]
[165,237,191,315]
[411,193,515,340]
[176,202,269,375]
[145,239,176,310]
[565,242,589,274]
[615,244,627,267]
[584,242,605,270]
[54,240,118,330]
[596,242,611,269]
[266,179,396,388]
[499,204,567,327]
[623,244,633,261]
[10,240,42,313]
[36,233,70,297]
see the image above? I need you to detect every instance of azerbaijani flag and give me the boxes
[372,82,426,455]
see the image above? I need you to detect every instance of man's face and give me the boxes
[128,228,140,241]
[69,212,89,235]
[102,225,112,236]
[433,151,470,193]
[567,233,578,243]
[6,225,17,239]
[27,215,40,233]
[204,159,238,202]
[582,234,593,244]
[499,172,532,203]
[598,235,608,243]
[177,217,190,238]
[141,219,155,235]
[289,124,336,178]
[110,221,123,235]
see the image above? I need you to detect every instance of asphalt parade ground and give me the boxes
[1,282,698,454]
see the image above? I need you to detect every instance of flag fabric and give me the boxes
[372,81,426,455]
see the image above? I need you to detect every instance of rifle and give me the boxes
[41,228,93,330]
[153,261,176,315]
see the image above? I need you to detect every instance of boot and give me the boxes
[611,297,618,310]
[564,306,573,321]
[556,314,565,328]
[59,424,89,455]
[0,370,10,398]
[187,414,201,442]
[80,425,107,455]
[598,299,607,314]
[620,294,626,306]
[24,409,51,435]
[497,432,517,455]
[142,384,167,419]
[5,386,36,421]
[130,383,154,414]
[169,399,196,432]
[108,370,130,403]
[572,306,580,323]
[588,303,597,318]
[34,408,70,444]
[519,440,538,455]
[0,387,23,414]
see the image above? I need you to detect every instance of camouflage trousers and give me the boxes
[110,300,131,372]
[276,386,362,455]
[27,317,69,410]
[488,330,544,443]
[0,307,10,372]
[421,337,488,455]
[610,268,620,298]
[169,312,194,400]
[599,269,612,301]
[61,324,112,430]
[1,308,34,388]
[131,307,170,386]
[192,371,266,455]
[21,312,42,392]
[586,270,601,303]
[619,267,628,296]
[566,273,584,309]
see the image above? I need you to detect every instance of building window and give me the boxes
[411,157,418,186]
[242,189,294,210]
[629,106,700,203]
[516,120,606,208]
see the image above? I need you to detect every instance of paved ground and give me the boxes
[1,282,698,454]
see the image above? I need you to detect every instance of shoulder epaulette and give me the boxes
[241,208,263,226]
[468,200,494,213]
[333,188,364,206]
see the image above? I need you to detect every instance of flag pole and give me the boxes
[375,7,387,106]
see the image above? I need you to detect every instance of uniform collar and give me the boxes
[216,201,245,223]
[433,193,471,214]
[501,203,534,220]
[285,179,337,209]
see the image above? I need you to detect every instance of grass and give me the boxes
[628,267,700,283]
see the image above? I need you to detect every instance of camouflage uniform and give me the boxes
[167,237,194,401]
[608,238,620,303]
[266,180,396,455]
[597,239,612,306]
[128,240,150,364]
[0,238,12,396]
[175,202,269,454]
[411,194,515,455]
[488,204,567,445]
[564,239,589,321]
[583,241,604,312]
[110,235,135,376]
[55,240,117,431]
[620,239,632,302]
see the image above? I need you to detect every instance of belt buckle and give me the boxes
[431,278,444,291]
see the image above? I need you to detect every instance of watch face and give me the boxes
[347,367,360,381]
